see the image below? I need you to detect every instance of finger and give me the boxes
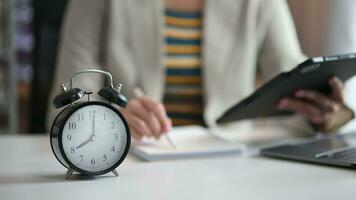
[120,101,147,140]
[278,98,328,124]
[295,90,339,112]
[166,118,172,132]
[160,118,173,136]
[147,113,163,139]
[130,126,143,140]
[140,97,172,132]
[125,113,153,138]
[329,76,344,103]
[130,99,162,138]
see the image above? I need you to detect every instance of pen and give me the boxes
[133,87,177,149]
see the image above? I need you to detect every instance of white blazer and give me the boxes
[48,0,308,133]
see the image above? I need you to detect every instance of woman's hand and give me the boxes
[121,96,172,140]
[277,77,344,127]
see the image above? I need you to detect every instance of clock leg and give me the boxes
[65,168,74,179]
[112,169,119,177]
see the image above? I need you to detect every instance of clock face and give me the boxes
[61,104,128,173]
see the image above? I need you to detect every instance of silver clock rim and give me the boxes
[50,101,131,176]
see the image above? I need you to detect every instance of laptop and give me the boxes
[261,133,356,168]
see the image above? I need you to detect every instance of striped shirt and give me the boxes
[163,9,205,126]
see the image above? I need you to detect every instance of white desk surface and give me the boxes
[1,135,356,200]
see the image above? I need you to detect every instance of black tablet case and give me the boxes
[217,53,356,123]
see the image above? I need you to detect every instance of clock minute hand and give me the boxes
[92,111,96,137]
[76,111,97,150]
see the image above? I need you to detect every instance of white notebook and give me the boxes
[130,126,241,161]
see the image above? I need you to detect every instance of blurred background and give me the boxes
[0,0,355,134]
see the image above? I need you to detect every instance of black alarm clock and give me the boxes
[50,69,131,178]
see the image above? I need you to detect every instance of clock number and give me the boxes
[71,146,75,154]
[67,135,71,141]
[111,122,115,129]
[68,122,76,130]
[104,114,106,120]
[103,154,108,161]
[111,145,115,152]
[114,134,119,141]
[77,113,84,121]
[91,159,95,165]
[80,155,84,162]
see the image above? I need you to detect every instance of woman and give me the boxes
[49,0,353,139]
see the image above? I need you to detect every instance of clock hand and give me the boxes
[75,137,92,149]
[76,134,96,149]
[76,111,97,150]
[92,111,96,137]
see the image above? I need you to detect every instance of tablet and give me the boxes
[217,53,356,123]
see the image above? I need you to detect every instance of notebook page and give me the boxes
[131,126,241,160]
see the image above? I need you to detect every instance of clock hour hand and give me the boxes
[76,112,96,150]
[75,137,92,149]
[76,134,96,149]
